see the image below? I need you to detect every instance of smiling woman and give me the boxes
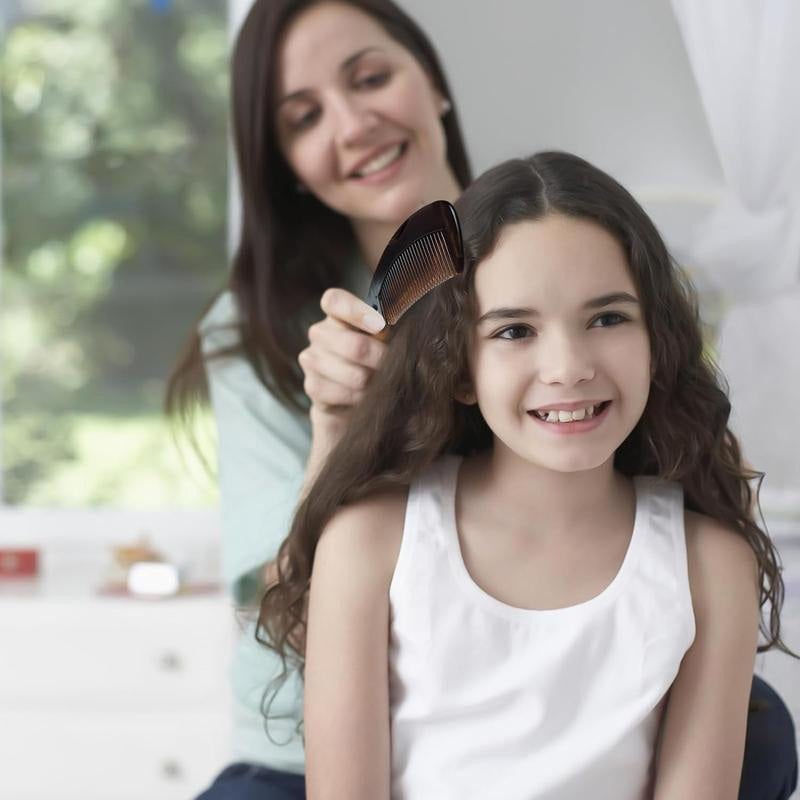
[273,2,460,253]
[165,1,472,798]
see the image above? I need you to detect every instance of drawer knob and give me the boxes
[158,651,183,671]
[161,759,183,780]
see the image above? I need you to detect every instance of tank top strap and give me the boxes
[390,456,462,600]
[634,476,692,614]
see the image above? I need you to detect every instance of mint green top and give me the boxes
[199,268,370,773]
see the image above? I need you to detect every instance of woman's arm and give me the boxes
[202,295,312,603]
[202,289,386,598]
[653,511,760,799]
[303,489,406,800]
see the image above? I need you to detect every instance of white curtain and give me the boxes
[670,0,800,505]
[669,0,800,301]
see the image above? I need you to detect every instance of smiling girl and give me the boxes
[260,152,793,800]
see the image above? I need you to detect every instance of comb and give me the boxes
[366,200,464,326]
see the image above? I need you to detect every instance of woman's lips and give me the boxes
[348,142,408,185]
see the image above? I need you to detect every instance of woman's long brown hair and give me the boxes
[164,0,473,432]
[258,151,793,720]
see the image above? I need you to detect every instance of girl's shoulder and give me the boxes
[683,509,759,607]
[316,486,409,588]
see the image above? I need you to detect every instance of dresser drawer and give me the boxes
[0,596,235,708]
[0,709,231,800]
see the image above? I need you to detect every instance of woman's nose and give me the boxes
[537,332,595,386]
[330,94,379,146]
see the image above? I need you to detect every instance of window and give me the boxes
[1,0,229,508]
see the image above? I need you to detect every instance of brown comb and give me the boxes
[366,200,464,327]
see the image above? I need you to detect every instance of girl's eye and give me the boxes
[355,71,390,90]
[493,324,534,341]
[590,312,628,328]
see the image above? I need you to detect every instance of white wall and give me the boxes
[400,0,724,257]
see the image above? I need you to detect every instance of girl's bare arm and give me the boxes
[653,511,760,799]
[303,488,406,800]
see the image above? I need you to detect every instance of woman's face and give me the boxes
[274,1,456,228]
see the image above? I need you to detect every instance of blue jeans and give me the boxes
[195,763,305,800]
[196,676,797,799]
[739,676,798,799]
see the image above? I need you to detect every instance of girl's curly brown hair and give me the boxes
[256,151,792,725]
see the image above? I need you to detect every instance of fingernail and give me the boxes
[362,309,385,333]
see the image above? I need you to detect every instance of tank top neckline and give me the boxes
[440,455,651,621]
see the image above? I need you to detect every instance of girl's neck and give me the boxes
[462,446,633,544]
[352,166,462,269]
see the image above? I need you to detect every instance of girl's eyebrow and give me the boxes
[276,47,385,108]
[476,292,640,325]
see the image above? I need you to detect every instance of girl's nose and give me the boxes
[537,333,595,386]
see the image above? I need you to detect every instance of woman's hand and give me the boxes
[298,287,387,489]
[299,287,387,423]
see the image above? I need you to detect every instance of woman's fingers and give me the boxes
[307,316,386,370]
[320,287,385,335]
[299,288,388,411]
[298,345,369,408]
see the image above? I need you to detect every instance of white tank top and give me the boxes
[388,455,695,800]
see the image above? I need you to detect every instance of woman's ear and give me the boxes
[454,385,477,405]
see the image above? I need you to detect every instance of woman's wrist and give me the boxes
[302,405,350,496]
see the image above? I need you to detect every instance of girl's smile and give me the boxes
[527,399,613,434]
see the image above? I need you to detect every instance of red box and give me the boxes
[0,549,39,578]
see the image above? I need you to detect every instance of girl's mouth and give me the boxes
[527,401,612,434]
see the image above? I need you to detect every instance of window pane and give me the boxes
[1,0,227,506]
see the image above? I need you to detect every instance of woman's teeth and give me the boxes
[533,404,605,423]
[354,144,404,177]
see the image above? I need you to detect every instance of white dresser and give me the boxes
[0,569,234,799]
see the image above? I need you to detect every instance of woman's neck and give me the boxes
[352,167,462,269]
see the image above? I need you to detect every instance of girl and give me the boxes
[260,152,794,799]
[166,1,471,797]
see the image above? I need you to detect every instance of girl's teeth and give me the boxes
[538,404,600,423]
[356,144,403,177]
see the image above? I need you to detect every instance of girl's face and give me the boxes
[465,214,652,474]
[274,1,455,227]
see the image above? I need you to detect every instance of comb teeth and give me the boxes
[378,231,457,324]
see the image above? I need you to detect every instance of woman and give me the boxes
[168,1,470,797]
[167,2,796,798]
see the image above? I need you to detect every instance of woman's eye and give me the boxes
[493,324,534,341]
[288,107,320,132]
[590,312,628,328]
[356,71,390,90]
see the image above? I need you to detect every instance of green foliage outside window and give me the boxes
[1,0,227,505]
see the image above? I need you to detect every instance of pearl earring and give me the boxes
[440,98,452,116]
